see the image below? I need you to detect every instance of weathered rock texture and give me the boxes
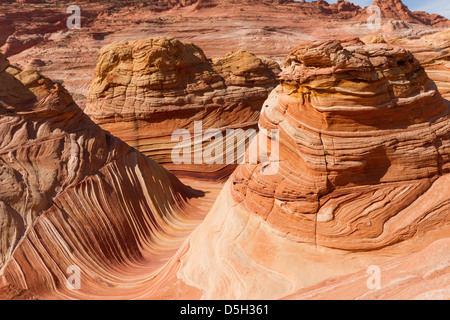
[382,31,450,100]
[176,39,450,299]
[419,32,450,100]
[283,238,450,300]
[4,0,448,113]
[0,14,15,47]
[1,38,449,300]
[85,37,280,180]
[0,53,208,299]
[227,39,450,249]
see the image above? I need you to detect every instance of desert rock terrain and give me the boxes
[0,0,449,300]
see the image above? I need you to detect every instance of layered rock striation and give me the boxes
[228,39,450,250]
[0,52,206,299]
[1,38,449,300]
[420,32,450,100]
[177,39,450,299]
[85,37,280,180]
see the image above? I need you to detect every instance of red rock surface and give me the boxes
[3,0,448,110]
[0,0,449,301]
[0,52,217,299]
[0,14,15,46]
[362,0,449,27]
[1,39,448,300]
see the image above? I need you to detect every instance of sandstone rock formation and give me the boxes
[0,14,15,47]
[3,0,448,113]
[0,0,449,301]
[177,39,450,299]
[227,39,450,249]
[419,32,450,100]
[0,52,211,299]
[0,0,102,56]
[371,0,418,22]
[387,30,450,100]
[1,35,44,58]
[283,238,450,299]
[85,37,280,180]
[425,57,450,100]
[2,39,447,300]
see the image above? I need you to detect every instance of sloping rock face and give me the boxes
[425,57,450,100]
[283,238,450,300]
[0,53,204,299]
[412,11,450,27]
[177,40,450,299]
[85,37,280,180]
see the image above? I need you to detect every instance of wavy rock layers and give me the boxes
[283,238,450,300]
[233,41,450,250]
[0,53,204,299]
[1,39,449,300]
[422,36,450,100]
[426,61,450,100]
[232,39,450,250]
[85,37,280,180]
[0,202,24,267]
[177,40,450,299]
[384,31,450,100]
[385,31,450,100]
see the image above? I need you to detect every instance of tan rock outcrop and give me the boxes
[85,37,280,180]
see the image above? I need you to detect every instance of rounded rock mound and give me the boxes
[85,37,280,180]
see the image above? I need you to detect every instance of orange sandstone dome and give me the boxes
[230,39,450,250]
